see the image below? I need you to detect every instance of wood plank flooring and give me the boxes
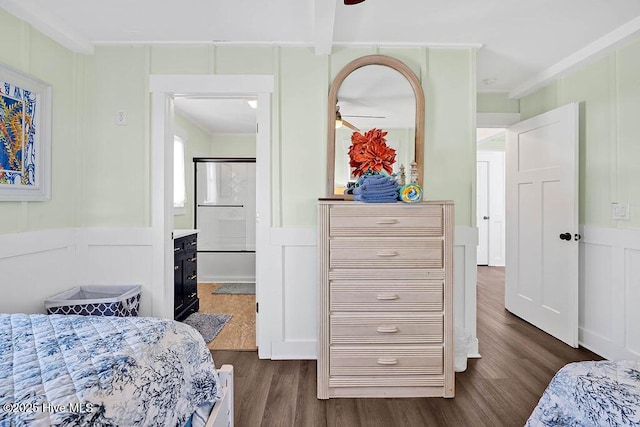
[212,267,602,427]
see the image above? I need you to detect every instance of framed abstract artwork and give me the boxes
[0,63,52,201]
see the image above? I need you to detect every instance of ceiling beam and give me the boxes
[510,16,640,99]
[314,0,337,55]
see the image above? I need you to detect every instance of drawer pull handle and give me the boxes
[376,251,399,257]
[187,274,197,280]
[174,247,181,252]
[190,241,197,246]
[376,218,399,225]
[376,358,398,365]
[376,326,399,334]
[174,266,179,271]
[376,294,399,301]
[188,257,197,262]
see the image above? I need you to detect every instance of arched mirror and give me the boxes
[327,54,424,197]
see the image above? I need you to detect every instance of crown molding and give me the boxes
[509,16,640,99]
[0,0,94,54]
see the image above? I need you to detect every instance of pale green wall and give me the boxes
[520,38,640,229]
[477,92,520,113]
[210,134,256,158]
[0,9,79,233]
[1,10,477,232]
[423,49,477,226]
[174,113,212,229]
[81,47,150,227]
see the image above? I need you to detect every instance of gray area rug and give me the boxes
[213,283,255,295]
[182,313,232,343]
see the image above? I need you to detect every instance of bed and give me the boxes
[0,313,234,427]
[526,360,640,426]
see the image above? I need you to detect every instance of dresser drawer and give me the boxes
[331,314,443,344]
[330,204,443,238]
[330,238,442,269]
[330,345,443,376]
[330,281,443,312]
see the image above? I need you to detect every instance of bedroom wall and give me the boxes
[0,8,479,358]
[0,8,79,234]
[0,11,155,316]
[477,92,520,114]
[519,38,640,360]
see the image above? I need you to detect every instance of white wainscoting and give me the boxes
[0,229,76,314]
[268,227,318,359]
[0,228,155,317]
[455,226,480,358]
[263,225,479,360]
[1,224,480,361]
[580,225,640,360]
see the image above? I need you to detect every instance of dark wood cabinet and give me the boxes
[174,233,199,321]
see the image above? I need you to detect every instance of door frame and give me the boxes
[150,75,274,358]
[476,113,519,267]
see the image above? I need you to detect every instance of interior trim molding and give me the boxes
[510,16,640,99]
[0,0,94,54]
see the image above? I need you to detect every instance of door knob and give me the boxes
[483,216,490,220]
[559,232,572,241]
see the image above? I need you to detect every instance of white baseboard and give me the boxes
[199,275,256,283]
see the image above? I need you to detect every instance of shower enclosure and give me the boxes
[194,158,256,283]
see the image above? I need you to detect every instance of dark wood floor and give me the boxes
[212,267,601,427]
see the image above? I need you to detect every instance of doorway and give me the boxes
[476,128,506,267]
[150,74,274,359]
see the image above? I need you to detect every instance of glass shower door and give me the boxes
[195,159,256,253]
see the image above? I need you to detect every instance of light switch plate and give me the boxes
[116,110,127,126]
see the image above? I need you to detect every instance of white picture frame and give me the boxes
[0,63,52,201]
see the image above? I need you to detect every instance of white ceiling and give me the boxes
[2,0,640,134]
[174,97,257,136]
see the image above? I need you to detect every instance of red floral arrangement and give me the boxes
[347,128,396,177]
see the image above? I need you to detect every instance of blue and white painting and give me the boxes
[0,80,37,186]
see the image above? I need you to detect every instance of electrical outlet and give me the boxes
[116,110,127,126]
[611,202,630,221]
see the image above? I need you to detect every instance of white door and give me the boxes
[477,151,506,267]
[477,160,489,265]
[505,102,579,347]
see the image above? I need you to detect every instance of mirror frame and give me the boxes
[326,54,425,197]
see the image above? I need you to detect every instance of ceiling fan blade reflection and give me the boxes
[342,119,360,132]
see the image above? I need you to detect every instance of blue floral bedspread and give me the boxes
[526,360,640,427]
[0,314,222,427]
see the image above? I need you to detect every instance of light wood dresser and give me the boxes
[317,200,454,399]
